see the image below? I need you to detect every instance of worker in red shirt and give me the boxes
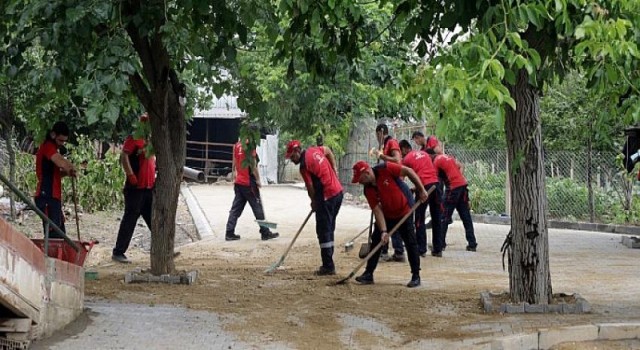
[411,131,442,154]
[372,123,405,262]
[433,153,478,252]
[399,140,444,257]
[351,160,427,288]
[112,113,156,263]
[224,139,279,241]
[286,140,343,276]
[35,121,76,238]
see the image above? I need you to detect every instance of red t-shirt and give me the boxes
[383,136,401,162]
[364,162,410,219]
[123,136,156,189]
[402,150,438,185]
[233,142,257,186]
[36,139,62,200]
[300,146,343,200]
[433,154,467,189]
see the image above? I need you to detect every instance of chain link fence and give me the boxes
[280,146,638,225]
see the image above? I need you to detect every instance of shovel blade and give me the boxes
[256,220,278,229]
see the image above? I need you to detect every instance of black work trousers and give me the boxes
[365,216,420,276]
[113,188,153,256]
[35,196,66,239]
[225,183,271,236]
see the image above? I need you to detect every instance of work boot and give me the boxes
[226,233,241,241]
[314,266,336,276]
[407,273,421,288]
[466,244,477,252]
[112,254,131,264]
[391,253,406,262]
[261,232,279,240]
[355,272,374,285]
[431,251,442,258]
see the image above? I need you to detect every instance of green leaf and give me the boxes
[504,68,516,85]
[574,26,585,39]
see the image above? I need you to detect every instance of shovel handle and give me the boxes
[71,177,81,241]
[265,209,314,273]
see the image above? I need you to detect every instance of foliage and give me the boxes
[541,71,625,152]
[63,135,124,213]
[235,4,417,152]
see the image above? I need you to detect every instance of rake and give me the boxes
[334,185,435,285]
[264,209,314,273]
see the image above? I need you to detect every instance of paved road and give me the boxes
[31,184,640,349]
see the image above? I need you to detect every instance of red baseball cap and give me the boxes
[351,160,371,183]
[426,136,439,149]
[285,140,301,159]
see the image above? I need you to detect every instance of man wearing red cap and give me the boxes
[433,153,478,252]
[398,140,445,257]
[286,140,343,276]
[224,139,279,242]
[113,113,156,263]
[351,160,428,288]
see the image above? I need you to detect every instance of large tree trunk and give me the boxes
[125,7,186,275]
[504,68,552,304]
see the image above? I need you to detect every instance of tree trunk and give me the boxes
[504,68,552,304]
[125,10,186,275]
[587,120,595,223]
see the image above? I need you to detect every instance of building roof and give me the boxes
[194,95,245,119]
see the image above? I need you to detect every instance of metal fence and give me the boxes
[280,147,638,225]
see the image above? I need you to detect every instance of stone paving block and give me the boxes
[561,303,577,314]
[538,325,598,349]
[597,323,640,340]
[547,304,562,313]
[505,303,525,313]
[621,236,640,248]
[524,304,546,313]
[491,333,538,350]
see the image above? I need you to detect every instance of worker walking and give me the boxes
[285,140,343,275]
[351,160,428,288]
[112,113,156,263]
[225,139,279,241]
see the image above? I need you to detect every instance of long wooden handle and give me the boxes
[71,177,81,241]
[265,209,314,273]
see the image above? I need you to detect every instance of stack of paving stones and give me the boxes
[125,269,198,285]
[480,292,591,314]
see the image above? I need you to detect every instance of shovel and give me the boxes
[344,226,369,252]
[264,209,313,273]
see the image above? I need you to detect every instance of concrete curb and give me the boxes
[489,322,640,349]
[180,184,214,240]
[471,214,640,236]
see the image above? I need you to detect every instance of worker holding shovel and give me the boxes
[350,160,428,288]
[225,139,279,241]
[285,140,343,276]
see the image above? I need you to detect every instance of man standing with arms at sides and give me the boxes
[398,140,445,257]
[224,138,279,241]
[35,121,76,238]
[372,123,405,262]
[351,160,428,287]
[285,140,343,276]
[433,151,477,252]
[112,113,156,263]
